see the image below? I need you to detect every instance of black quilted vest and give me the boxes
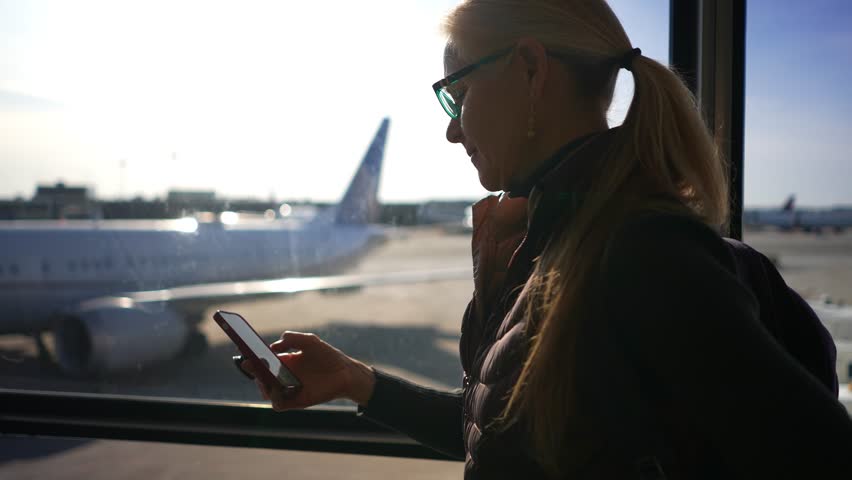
[458,131,613,479]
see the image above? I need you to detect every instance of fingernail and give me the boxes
[282,386,299,398]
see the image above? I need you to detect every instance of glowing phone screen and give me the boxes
[218,311,282,377]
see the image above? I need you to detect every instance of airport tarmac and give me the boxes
[2,226,851,478]
[744,228,852,304]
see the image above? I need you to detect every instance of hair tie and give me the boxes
[619,47,642,72]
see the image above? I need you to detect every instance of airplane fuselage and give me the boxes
[744,207,852,232]
[0,219,379,333]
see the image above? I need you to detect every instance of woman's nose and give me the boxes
[446,117,463,144]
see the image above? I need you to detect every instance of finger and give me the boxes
[255,379,270,400]
[234,356,255,380]
[241,359,254,374]
[269,385,304,412]
[270,331,320,353]
[269,388,287,411]
[276,350,304,369]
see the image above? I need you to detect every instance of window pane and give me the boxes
[0,0,670,407]
[607,0,670,126]
[743,1,852,395]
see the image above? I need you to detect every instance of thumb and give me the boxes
[270,331,320,353]
[276,349,303,368]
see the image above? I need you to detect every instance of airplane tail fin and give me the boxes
[332,117,389,225]
[782,195,796,212]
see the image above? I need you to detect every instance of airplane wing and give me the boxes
[50,267,473,375]
[89,267,473,317]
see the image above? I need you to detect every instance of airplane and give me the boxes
[0,117,470,377]
[744,194,852,233]
[742,194,798,230]
[416,201,474,234]
[797,208,852,233]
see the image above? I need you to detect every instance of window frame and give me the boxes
[0,388,453,461]
[0,0,746,461]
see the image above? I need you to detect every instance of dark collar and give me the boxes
[510,128,621,252]
[506,127,618,199]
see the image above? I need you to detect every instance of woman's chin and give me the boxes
[477,172,501,193]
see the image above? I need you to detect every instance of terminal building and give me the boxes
[0,183,101,220]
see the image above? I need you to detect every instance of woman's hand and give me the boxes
[241,331,376,412]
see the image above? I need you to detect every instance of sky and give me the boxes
[744,0,852,207]
[0,0,849,207]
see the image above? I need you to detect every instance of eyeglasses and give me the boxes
[432,46,513,119]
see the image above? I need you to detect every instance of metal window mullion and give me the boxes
[669,0,700,96]
[697,0,747,239]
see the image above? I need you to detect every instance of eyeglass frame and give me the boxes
[432,45,577,119]
[431,46,514,119]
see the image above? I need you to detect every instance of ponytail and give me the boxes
[619,54,729,227]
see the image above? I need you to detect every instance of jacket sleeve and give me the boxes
[357,368,465,460]
[599,215,852,477]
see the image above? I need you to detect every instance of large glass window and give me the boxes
[743,0,852,392]
[0,0,669,404]
[1,0,669,476]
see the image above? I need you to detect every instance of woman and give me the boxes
[245,0,852,477]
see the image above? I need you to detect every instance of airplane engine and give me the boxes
[54,297,189,376]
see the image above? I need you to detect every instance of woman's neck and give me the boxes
[510,117,610,191]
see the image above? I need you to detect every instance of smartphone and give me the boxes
[212,310,301,388]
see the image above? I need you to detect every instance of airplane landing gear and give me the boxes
[33,331,50,361]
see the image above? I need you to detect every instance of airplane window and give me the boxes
[743,1,852,392]
[0,0,671,475]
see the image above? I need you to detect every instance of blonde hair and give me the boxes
[443,0,729,475]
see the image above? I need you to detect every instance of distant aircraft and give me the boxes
[0,117,469,376]
[797,208,852,233]
[743,195,798,230]
[416,201,474,234]
[743,195,852,233]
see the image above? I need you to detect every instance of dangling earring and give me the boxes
[527,102,536,139]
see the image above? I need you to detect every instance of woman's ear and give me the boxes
[515,37,549,101]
